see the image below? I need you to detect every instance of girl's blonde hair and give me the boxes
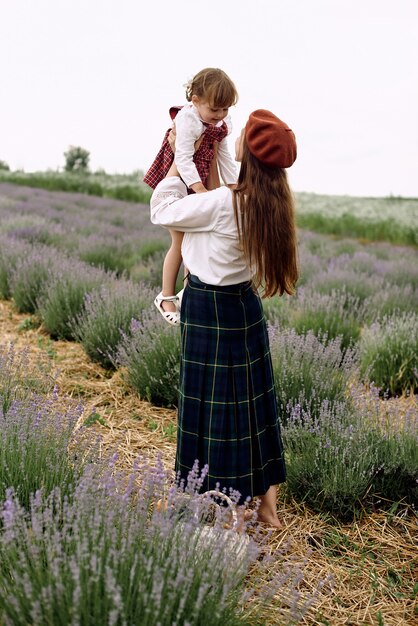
[185,68,238,108]
[232,140,299,297]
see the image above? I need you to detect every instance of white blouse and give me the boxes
[150,177,252,286]
[174,104,238,188]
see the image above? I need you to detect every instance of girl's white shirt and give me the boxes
[174,104,238,188]
[150,177,251,286]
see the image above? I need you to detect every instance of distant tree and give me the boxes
[0,159,10,171]
[64,146,90,173]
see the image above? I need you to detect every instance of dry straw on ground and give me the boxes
[1,299,417,626]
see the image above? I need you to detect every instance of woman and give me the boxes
[150,109,298,527]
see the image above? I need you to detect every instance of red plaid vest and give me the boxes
[143,106,228,190]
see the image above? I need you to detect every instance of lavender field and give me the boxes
[0,181,417,625]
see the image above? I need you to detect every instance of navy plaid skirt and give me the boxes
[175,275,286,503]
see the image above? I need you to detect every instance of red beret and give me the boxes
[245,109,297,168]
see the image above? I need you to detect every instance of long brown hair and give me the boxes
[232,140,299,297]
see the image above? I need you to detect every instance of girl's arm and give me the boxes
[174,109,206,191]
[150,177,225,232]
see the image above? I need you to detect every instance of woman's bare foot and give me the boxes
[256,510,283,529]
[256,485,283,529]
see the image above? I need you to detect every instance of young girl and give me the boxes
[150,109,298,527]
[144,68,238,325]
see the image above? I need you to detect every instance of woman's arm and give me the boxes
[217,138,238,186]
[150,177,226,232]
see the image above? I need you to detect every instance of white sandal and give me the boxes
[176,288,184,309]
[154,292,180,326]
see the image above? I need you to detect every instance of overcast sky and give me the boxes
[1,0,417,197]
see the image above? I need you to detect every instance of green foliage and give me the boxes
[17,316,41,332]
[359,313,418,395]
[0,159,10,171]
[105,184,151,203]
[63,145,90,172]
[296,193,418,247]
[297,212,418,247]
[0,170,152,203]
[137,239,168,261]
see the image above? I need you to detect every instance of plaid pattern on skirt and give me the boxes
[143,106,228,189]
[176,275,286,503]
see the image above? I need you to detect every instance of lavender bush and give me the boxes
[0,390,83,510]
[269,326,357,421]
[282,400,380,518]
[0,343,56,414]
[375,257,418,289]
[116,313,181,407]
[37,259,107,340]
[288,288,364,349]
[359,312,418,395]
[0,235,32,299]
[364,284,418,321]
[77,233,136,274]
[313,267,386,303]
[0,458,314,626]
[71,280,155,369]
[350,383,418,506]
[0,212,64,247]
[282,383,418,517]
[8,244,63,314]
[129,249,169,289]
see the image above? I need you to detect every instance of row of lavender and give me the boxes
[0,197,416,395]
[0,184,417,516]
[2,345,317,625]
[1,171,417,246]
[1,225,416,397]
[0,182,167,279]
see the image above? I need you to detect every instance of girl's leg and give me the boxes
[256,485,283,528]
[161,229,184,313]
